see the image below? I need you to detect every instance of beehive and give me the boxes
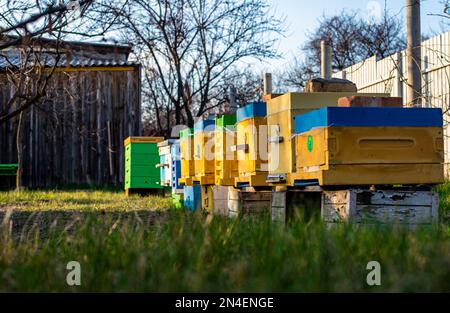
[193,118,215,185]
[215,114,238,186]
[234,102,268,187]
[291,107,444,186]
[124,137,164,194]
[179,128,194,186]
[184,185,201,211]
[170,139,183,193]
[157,139,176,187]
[266,92,388,185]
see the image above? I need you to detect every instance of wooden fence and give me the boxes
[0,66,141,188]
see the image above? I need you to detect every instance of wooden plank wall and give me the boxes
[0,66,141,188]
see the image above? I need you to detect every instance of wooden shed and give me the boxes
[0,38,141,188]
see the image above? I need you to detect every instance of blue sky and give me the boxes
[265,0,450,70]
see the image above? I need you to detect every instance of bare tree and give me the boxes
[284,9,405,89]
[94,0,284,131]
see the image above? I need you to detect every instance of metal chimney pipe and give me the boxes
[264,73,273,95]
[321,40,332,79]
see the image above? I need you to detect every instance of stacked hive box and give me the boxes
[170,139,182,192]
[291,107,444,186]
[266,92,388,186]
[124,137,164,195]
[179,128,195,186]
[157,139,176,188]
[170,139,184,208]
[193,118,216,185]
[215,114,238,186]
[234,101,268,187]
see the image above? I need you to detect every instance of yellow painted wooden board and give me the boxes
[180,135,195,184]
[267,92,388,177]
[124,136,164,146]
[236,117,268,177]
[194,130,215,180]
[291,163,444,185]
[215,129,238,186]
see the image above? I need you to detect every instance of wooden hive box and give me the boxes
[291,107,444,186]
[193,118,216,185]
[170,139,183,193]
[215,114,238,186]
[157,139,177,187]
[179,128,195,186]
[228,187,272,217]
[234,102,269,187]
[322,189,439,225]
[266,92,388,186]
[124,137,165,195]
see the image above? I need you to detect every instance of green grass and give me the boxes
[0,189,172,212]
[0,188,449,292]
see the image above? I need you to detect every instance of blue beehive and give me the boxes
[170,139,182,192]
[236,101,267,122]
[157,139,177,187]
[183,185,201,211]
[294,107,443,134]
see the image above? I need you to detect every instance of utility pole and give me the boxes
[406,0,422,107]
[321,40,332,79]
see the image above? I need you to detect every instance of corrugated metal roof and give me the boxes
[0,41,139,69]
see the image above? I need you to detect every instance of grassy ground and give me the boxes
[0,188,449,292]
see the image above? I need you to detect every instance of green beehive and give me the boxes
[124,137,165,194]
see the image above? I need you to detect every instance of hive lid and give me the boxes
[157,139,178,147]
[294,107,443,134]
[266,92,389,115]
[237,101,266,122]
[194,118,215,133]
[124,136,164,146]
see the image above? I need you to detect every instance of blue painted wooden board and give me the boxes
[237,101,267,122]
[171,140,182,191]
[294,107,443,134]
[184,186,201,211]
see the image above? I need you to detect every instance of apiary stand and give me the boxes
[272,188,439,225]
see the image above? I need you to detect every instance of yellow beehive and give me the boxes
[291,107,444,186]
[234,102,269,187]
[215,114,238,186]
[266,92,388,185]
[193,118,215,185]
[179,128,195,186]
